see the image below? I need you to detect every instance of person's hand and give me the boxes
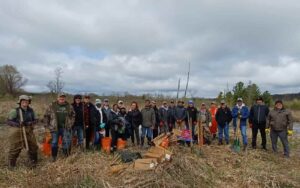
[288,130,293,136]
[249,123,253,128]
[193,121,197,125]
[209,122,212,127]
[160,121,164,127]
[265,128,270,134]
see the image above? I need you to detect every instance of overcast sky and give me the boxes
[1,0,300,97]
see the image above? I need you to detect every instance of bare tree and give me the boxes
[0,64,27,96]
[47,67,65,94]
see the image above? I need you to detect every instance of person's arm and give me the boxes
[6,109,19,127]
[249,106,254,124]
[287,111,293,131]
[231,107,238,118]
[266,113,271,129]
[227,108,233,123]
[265,106,270,117]
[241,107,249,120]
[151,110,156,128]
[215,109,219,123]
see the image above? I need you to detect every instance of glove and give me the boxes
[288,130,293,136]
[265,128,270,134]
[100,123,105,129]
[209,122,212,127]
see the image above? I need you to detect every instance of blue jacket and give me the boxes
[232,104,249,127]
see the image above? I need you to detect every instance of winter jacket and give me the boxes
[159,106,169,123]
[249,104,269,125]
[186,106,198,122]
[267,108,293,131]
[215,107,232,127]
[198,109,212,127]
[232,104,249,127]
[167,107,176,124]
[95,106,108,131]
[72,103,84,127]
[127,109,143,128]
[83,102,100,129]
[7,107,37,127]
[174,106,187,121]
[153,106,160,125]
[141,106,156,128]
[103,106,112,122]
[44,101,75,132]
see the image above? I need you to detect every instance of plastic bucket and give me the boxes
[160,137,169,149]
[117,138,126,150]
[101,137,112,154]
[42,132,52,156]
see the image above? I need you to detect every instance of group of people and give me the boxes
[6,94,294,168]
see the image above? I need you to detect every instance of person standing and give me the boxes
[249,97,269,150]
[267,100,293,158]
[7,95,38,168]
[209,101,218,139]
[103,99,111,137]
[141,100,156,147]
[94,99,107,150]
[151,100,160,138]
[71,94,84,148]
[44,93,75,162]
[167,100,176,132]
[82,95,100,150]
[174,100,187,130]
[232,98,249,151]
[186,100,198,141]
[198,103,212,145]
[159,101,169,134]
[127,102,143,146]
[215,100,232,145]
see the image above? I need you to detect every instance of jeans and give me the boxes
[72,126,84,145]
[252,123,266,148]
[218,123,229,143]
[234,125,248,145]
[141,127,153,139]
[51,128,72,157]
[270,130,289,156]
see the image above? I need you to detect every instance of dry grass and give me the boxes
[0,125,299,188]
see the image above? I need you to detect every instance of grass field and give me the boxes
[0,94,300,187]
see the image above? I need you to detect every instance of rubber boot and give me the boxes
[29,153,38,168]
[52,147,58,162]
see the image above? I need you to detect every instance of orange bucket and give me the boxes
[117,138,126,150]
[42,132,52,156]
[160,137,169,149]
[72,136,78,146]
[101,137,112,154]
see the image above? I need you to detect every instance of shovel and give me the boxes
[232,118,241,153]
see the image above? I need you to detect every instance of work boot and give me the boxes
[252,145,257,149]
[262,146,267,151]
[52,147,58,162]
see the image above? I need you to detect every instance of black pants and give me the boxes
[105,124,110,137]
[270,130,289,156]
[85,127,94,149]
[131,125,140,145]
[252,123,266,148]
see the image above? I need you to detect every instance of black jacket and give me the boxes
[127,109,143,128]
[83,102,100,129]
[215,107,232,126]
[72,103,84,127]
[186,107,198,122]
[249,104,269,125]
[167,107,176,124]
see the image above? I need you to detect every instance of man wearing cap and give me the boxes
[44,93,75,161]
[198,103,212,144]
[159,101,169,134]
[167,100,176,132]
[249,97,269,150]
[117,100,125,111]
[186,100,198,140]
[72,94,84,148]
[174,100,187,130]
[232,98,249,151]
[216,100,232,145]
[209,101,218,139]
[103,99,111,137]
[94,99,107,150]
[267,100,293,157]
[7,95,38,168]
[82,95,100,150]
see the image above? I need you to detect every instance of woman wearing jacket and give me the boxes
[109,104,125,151]
[127,102,143,146]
